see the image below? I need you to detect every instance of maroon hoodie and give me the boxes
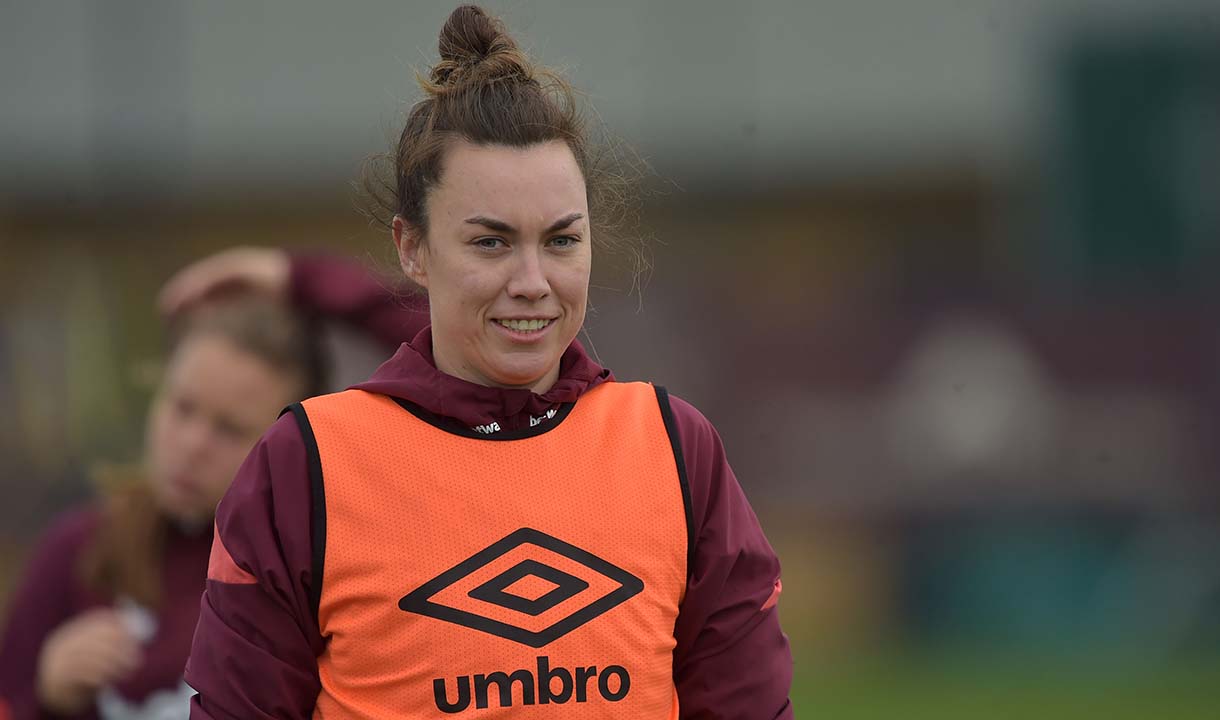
[0,255,429,720]
[185,329,794,717]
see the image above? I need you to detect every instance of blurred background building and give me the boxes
[2,0,1218,716]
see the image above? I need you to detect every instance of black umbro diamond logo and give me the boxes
[398,528,644,647]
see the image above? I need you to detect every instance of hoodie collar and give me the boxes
[352,328,613,434]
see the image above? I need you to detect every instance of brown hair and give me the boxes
[79,296,326,608]
[163,297,328,399]
[363,5,645,275]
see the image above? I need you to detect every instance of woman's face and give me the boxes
[145,334,298,524]
[396,140,591,393]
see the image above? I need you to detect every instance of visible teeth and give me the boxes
[498,318,550,331]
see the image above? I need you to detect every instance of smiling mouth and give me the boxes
[495,318,553,332]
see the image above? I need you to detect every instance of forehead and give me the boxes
[432,140,588,224]
[166,334,292,417]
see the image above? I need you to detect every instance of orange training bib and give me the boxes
[292,382,690,718]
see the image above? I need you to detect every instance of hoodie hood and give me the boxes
[352,327,613,434]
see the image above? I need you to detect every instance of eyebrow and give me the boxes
[464,212,585,235]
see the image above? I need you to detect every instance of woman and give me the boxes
[0,258,427,720]
[186,6,792,719]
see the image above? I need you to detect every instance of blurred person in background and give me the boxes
[186,5,792,719]
[0,252,427,720]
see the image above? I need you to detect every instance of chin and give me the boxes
[486,361,555,390]
[152,487,209,524]
[490,371,549,389]
[481,347,559,385]
[165,502,214,528]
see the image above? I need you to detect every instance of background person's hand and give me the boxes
[36,608,142,715]
[158,246,291,317]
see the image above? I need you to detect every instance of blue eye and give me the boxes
[475,237,505,250]
[550,235,579,248]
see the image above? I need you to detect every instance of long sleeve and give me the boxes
[0,510,102,720]
[185,415,322,719]
[667,395,794,719]
[288,254,429,350]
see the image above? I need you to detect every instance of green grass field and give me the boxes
[788,647,1220,719]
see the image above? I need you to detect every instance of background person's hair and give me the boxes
[362,4,647,283]
[79,296,326,608]
[163,296,328,401]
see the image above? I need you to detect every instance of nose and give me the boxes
[506,245,550,301]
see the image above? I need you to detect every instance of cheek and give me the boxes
[144,401,176,469]
[556,262,591,310]
[190,434,258,508]
[206,447,248,494]
[436,265,501,317]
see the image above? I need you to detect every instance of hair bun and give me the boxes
[438,5,507,64]
[430,5,531,89]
